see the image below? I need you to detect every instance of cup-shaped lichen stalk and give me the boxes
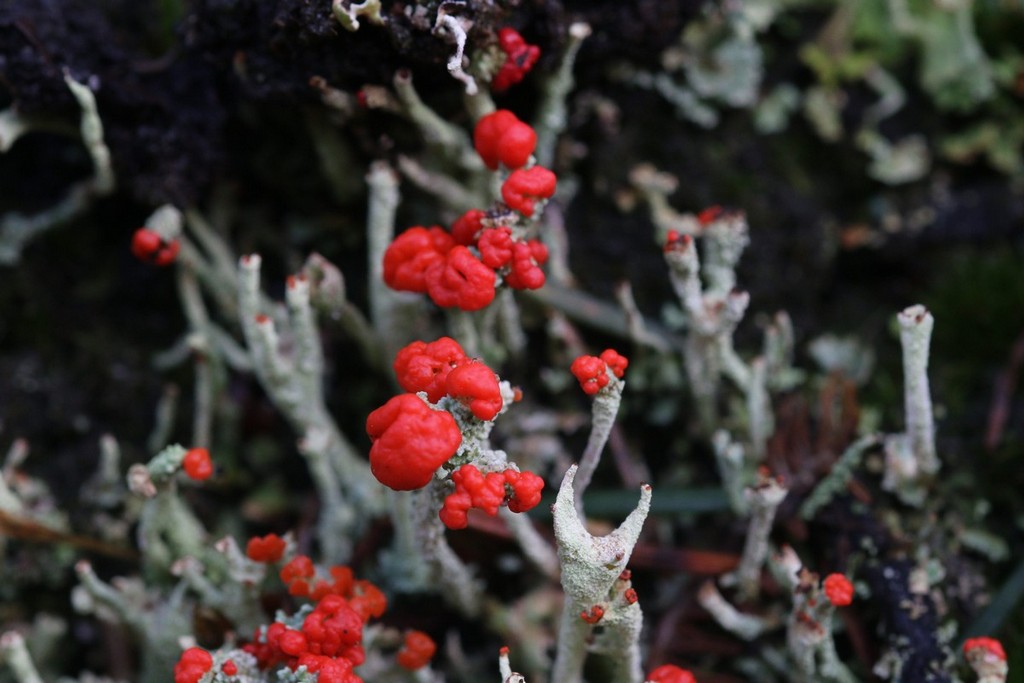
[897,304,938,475]
[551,465,652,683]
[734,469,789,602]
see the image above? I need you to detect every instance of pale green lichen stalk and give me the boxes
[661,211,753,433]
[0,632,43,683]
[384,482,484,617]
[883,304,938,505]
[499,648,527,683]
[732,471,789,602]
[552,465,652,683]
[572,374,624,515]
[966,646,1008,683]
[73,560,192,683]
[382,385,547,616]
[897,305,939,475]
[784,567,858,683]
[697,580,772,641]
[0,74,115,265]
[712,430,748,515]
[238,254,384,561]
[533,22,592,168]
[126,444,208,570]
[331,0,383,32]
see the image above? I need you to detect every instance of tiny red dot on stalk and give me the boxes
[664,230,693,254]
[697,205,724,225]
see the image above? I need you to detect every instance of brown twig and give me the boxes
[0,508,139,561]
[984,328,1024,451]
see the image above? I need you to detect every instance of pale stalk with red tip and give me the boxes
[781,562,858,683]
[663,228,751,432]
[572,373,624,515]
[499,647,527,683]
[239,254,384,562]
[964,637,1008,683]
[552,465,652,683]
[732,472,789,602]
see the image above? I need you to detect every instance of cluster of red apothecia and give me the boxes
[569,349,629,395]
[822,573,854,607]
[662,205,736,254]
[383,110,556,311]
[131,227,180,266]
[172,540,436,683]
[492,27,540,93]
[439,463,543,529]
[788,571,856,644]
[365,336,545,529]
[181,447,214,481]
[647,664,698,683]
